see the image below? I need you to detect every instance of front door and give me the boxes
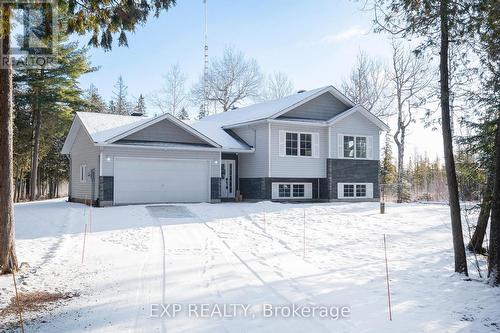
[220,160,235,198]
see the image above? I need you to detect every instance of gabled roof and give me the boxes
[62,112,224,154]
[194,85,354,129]
[327,105,389,131]
[191,86,356,146]
[103,113,220,147]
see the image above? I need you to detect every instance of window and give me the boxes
[279,184,291,197]
[356,137,367,158]
[343,184,354,197]
[340,183,371,198]
[284,131,316,157]
[343,136,355,158]
[286,132,298,156]
[293,184,305,197]
[356,184,366,197]
[299,133,312,156]
[274,183,312,199]
[80,164,87,183]
[341,134,370,159]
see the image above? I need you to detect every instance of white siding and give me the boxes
[232,124,269,178]
[270,123,328,178]
[330,112,381,160]
[70,127,99,200]
[100,146,221,178]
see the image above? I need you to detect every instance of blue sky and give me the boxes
[76,0,443,159]
[79,0,389,102]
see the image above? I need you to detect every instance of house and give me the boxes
[61,86,389,206]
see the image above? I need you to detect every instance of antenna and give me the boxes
[203,0,209,116]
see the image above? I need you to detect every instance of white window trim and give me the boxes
[337,182,373,199]
[338,133,373,160]
[272,182,313,199]
[280,130,319,159]
[80,164,87,183]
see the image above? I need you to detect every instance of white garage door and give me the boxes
[114,157,210,204]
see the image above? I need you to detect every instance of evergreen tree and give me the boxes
[134,94,146,115]
[13,36,94,201]
[380,132,397,197]
[178,107,190,120]
[197,104,207,120]
[108,100,117,114]
[111,76,131,115]
[84,84,108,113]
[1,0,177,274]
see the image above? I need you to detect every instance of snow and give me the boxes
[1,200,499,332]
[190,87,334,150]
[73,87,349,151]
[76,112,151,143]
[193,87,330,127]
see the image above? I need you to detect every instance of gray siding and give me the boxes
[123,118,207,145]
[278,92,350,120]
[330,112,381,160]
[100,146,221,178]
[270,123,329,178]
[70,127,100,200]
[233,123,269,178]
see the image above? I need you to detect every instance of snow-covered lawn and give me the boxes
[1,199,499,332]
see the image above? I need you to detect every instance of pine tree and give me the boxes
[14,36,94,201]
[111,76,131,115]
[178,107,189,120]
[380,132,396,197]
[197,104,207,120]
[134,94,146,115]
[0,0,177,274]
[108,100,117,114]
[85,84,108,113]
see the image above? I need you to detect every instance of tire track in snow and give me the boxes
[193,211,335,333]
[133,211,167,333]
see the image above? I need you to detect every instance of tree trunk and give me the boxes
[30,87,42,201]
[440,0,468,275]
[488,116,500,285]
[468,172,493,254]
[0,4,18,274]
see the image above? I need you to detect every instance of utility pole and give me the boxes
[203,0,209,116]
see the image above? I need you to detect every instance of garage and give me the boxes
[114,157,210,204]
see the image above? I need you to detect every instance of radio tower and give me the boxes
[203,0,209,116]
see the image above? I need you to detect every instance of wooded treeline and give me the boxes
[368,0,499,284]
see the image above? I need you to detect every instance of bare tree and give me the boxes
[150,63,188,116]
[390,41,430,203]
[341,50,392,118]
[193,47,262,113]
[261,72,294,100]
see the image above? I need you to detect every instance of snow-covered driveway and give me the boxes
[1,199,499,332]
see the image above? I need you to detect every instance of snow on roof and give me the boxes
[70,86,360,152]
[77,112,151,143]
[190,87,341,150]
[194,86,330,127]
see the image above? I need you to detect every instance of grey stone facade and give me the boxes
[239,178,270,200]
[98,176,114,206]
[326,159,379,199]
[211,177,221,201]
[240,177,323,200]
[240,160,379,201]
